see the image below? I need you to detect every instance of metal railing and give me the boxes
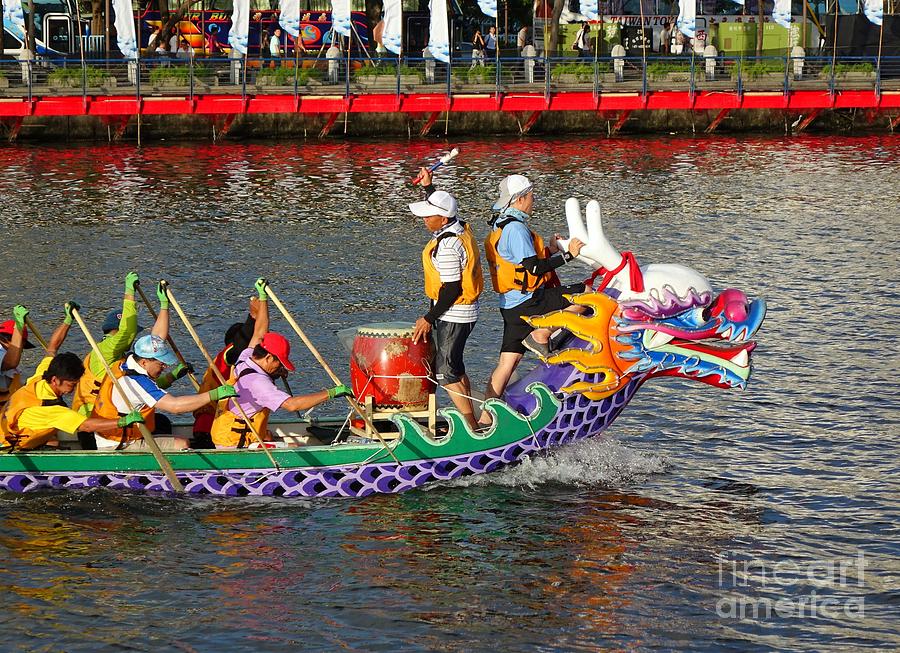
[1,55,897,100]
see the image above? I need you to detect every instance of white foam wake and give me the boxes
[445,438,668,491]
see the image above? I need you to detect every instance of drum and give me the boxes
[349,322,435,410]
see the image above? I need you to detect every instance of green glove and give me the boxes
[254,277,269,300]
[125,271,140,295]
[209,384,238,402]
[116,410,144,428]
[171,362,194,381]
[156,281,170,310]
[63,300,80,326]
[327,383,353,400]
[12,305,28,331]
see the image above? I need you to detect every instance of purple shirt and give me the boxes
[227,348,291,418]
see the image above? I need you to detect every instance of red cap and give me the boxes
[0,320,35,349]
[259,332,295,371]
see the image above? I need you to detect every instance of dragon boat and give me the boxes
[0,199,765,498]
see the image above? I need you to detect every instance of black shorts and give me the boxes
[500,283,583,354]
[433,320,475,385]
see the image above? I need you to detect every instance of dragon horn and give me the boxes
[581,200,622,270]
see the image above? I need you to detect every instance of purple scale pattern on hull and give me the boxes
[0,370,646,498]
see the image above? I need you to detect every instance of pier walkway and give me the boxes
[1,55,898,138]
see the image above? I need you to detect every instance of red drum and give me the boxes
[349,323,435,410]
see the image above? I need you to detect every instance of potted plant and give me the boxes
[354,64,422,91]
[48,67,115,90]
[728,60,787,89]
[646,61,696,84]
[551,62,598,85]
[464,64,496,86]
[820,62,875,84]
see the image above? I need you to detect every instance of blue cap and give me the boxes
[102,309,146,334]
[132,334,178,365]
[100,308,147,333]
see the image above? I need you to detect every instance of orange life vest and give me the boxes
[71,352,102,416]
[0,376,67,450]
[210,365,270,448]
[91,359,156,445]
[484,215,553,294]
[422,221,484,305]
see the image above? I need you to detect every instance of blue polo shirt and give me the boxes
[495,209,538,309]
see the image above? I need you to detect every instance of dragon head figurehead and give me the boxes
[523,198,766,401]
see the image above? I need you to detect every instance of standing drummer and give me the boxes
[410,168,484,431]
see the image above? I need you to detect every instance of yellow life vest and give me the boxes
[484,216,553,294]
[422,221,484,305]
[0,376,66,450]
[71,352,102,417]
[91,359,157,445]
[210,366,270,448]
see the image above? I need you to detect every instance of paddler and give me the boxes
[73,273,193,448]
[0,305,35,412]
[192,296,262,448]
[210,278,353,449]
[90,283,234,451]
[480,174,585,425]
[0,302,145,451]
[409,167,484,431]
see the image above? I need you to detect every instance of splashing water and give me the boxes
[443,438,669,490]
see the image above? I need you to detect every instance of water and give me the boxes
[0,135,898,651]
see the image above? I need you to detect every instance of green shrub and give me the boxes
[466,64,496,84]
[48,66,108,86]
[646,61,693,81]
[258,66,322,85]
[552,62,609,82]
[149,65,190,84]
[355,64,421,81]
[728,60,786,80]
[821,62,874,77]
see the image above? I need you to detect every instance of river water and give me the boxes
[0,135,897,652]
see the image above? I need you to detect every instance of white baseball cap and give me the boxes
[409,190,458,218]
[492,174,534,210]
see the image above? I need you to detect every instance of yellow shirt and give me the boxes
[16,357,87,434]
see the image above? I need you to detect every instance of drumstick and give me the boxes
[410,147,460,185]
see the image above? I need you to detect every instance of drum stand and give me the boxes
[350,394,437,440]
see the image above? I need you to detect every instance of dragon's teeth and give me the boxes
[646,330,674,349]
[730,349,749,367]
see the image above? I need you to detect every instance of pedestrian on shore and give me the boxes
[270,28,283,67]
[260,28,271,68]
[574,22,591,59]
[485,25,497,61]
[471,29,486,68]
[517,26,529,56]
[659,21,671,54]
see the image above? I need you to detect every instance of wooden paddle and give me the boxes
[263,283,402,465]
[22,316,48,351]
[70,307,184,493]
[134,282,201,391]
[159,281,281,471]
